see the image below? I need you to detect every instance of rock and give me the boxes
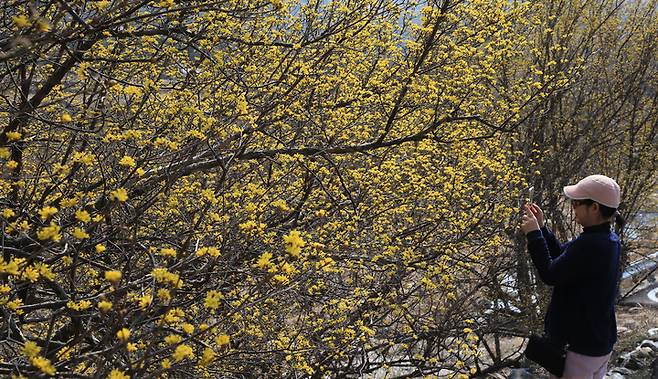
[617,353,631,366]
[651,357,658,379]
[611,367,634,375]
[508,368,536,379]
[649,328,658,339]
[641,340,658,353]
[618,326,631,335]
[624,353,651,371]
[635,346,655,359]
[605,372,625,379]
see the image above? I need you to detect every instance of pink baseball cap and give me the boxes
[563,174,621,208]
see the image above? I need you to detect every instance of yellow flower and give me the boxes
[36,19,51,32]
[38,206,58,220]
[72,227,90,239]
[159,247,176,258]
[196,246,221,258]
[30,356,56,376]
[7,298,24,314]
[22,341,41,358]
[119,155,136,167]
[151,268,183,288]
[75,210,91,222]
[254,252,273,269]
[5,131,21,141]
[272,274,289,284]
[199,347,216,366]
[67,300,92,311]
[164,334,182,345]
[110,188,128,202]
[98,300,113,312]
[1,259,21,276]
[116,328,130,342]
[157,288,171,301]
[60,197,78,207]
[107,369,130,379]
[235,93,248,115]
[12,15,31,29]
[136,167,145,176]
[37,223,61,241]
[138,294,151,310]
[104,270,122,284]
[281,262,295,274]
[96,0,110,9]
[6,160,18,170]
[270,0,284,10]
[95,244,106,253]
[126,343,137,352]
[283,230,305,257]
[21,266,39,282]
[2,209,15,218]
[0,147,10,159]
[182,323,194,334]
[123,86,141,96]
[215,334,230,347]
[172,344,194,362]
[61,113,73,123]
[161,359,171,369]
[158,0,175,7]
[35,263,54,280]
[204,290,222,310]
[71,152,94,165]
[160,308,185,325]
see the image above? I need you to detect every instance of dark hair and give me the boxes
[579,199,625,232]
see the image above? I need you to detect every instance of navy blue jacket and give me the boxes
[526,222,621,356]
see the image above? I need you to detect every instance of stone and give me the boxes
[618,326,631,335]
[624,353,650,371]
[508,368,536,379]
[651,357,658,379]
[616,353,631,366]
[635,346,655,359]
[641,340,658,353]
[649,328,658,339]
[611,367,634,375]
[605,372,625,379]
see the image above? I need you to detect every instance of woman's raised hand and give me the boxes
[520,204,540,234]
[528,203,545,228]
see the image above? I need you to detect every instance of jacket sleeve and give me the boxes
[540,226,565,258]
[526,230,586,286]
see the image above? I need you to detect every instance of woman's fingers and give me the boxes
[530,203,541,215]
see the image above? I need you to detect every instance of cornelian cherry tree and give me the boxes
[1,0,656,378]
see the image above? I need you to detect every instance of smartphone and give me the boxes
[519,185,534,215]
[526,186,534,203]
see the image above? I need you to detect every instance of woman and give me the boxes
[520,174,624,379]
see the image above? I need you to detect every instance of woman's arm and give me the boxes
[526,231,586,286]
[541,226,566,258]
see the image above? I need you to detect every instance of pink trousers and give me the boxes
[549,350,612,379]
